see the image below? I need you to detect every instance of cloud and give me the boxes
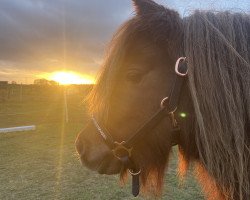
[0,0,249,83]
[0,0,132,82]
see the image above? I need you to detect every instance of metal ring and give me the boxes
[160,97,169,109]
[175,57,188,77]
[112,141,133,160]
[129,169,141,176]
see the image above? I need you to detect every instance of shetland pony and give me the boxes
[76,0,250,199]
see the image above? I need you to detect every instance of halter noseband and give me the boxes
[91,57,188,196]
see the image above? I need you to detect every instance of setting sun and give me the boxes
[48,71,95,85]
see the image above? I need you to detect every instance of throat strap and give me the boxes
[132,171,140,196]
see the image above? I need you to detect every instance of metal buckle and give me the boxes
[175,57,188,76]
[160,97,169,109]
[160,97,178,128]
[169,111,178,128]
[112,141,133,160]
[161,97,177,112]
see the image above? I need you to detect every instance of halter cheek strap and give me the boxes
[91,57,188,197]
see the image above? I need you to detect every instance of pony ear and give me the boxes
[132,0,164,15]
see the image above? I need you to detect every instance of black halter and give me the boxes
[91,57,188,196]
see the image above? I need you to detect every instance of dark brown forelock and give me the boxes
[87,6,182,123]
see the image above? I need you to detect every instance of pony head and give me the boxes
[76,0,250,198]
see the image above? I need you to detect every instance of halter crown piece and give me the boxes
[92,57,188,197]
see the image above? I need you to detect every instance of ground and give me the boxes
[0,85,204,200]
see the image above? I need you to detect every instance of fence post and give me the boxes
[20,83,23,101]
[64,87,69,123]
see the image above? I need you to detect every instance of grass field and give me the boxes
[0,85,204,200]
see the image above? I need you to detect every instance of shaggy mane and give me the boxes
[184,11,250,199]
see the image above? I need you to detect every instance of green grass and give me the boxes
[0,85,204,199]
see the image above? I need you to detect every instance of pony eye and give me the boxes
[126,72,143,83]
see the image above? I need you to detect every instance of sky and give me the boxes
[0,0,249,84]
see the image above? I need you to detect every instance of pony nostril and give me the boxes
[75,138,85,155]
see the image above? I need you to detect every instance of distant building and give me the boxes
[0,81,8,85]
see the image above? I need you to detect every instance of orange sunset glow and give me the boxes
[46,71,95,85]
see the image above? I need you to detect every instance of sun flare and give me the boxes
[48,71,95,85]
